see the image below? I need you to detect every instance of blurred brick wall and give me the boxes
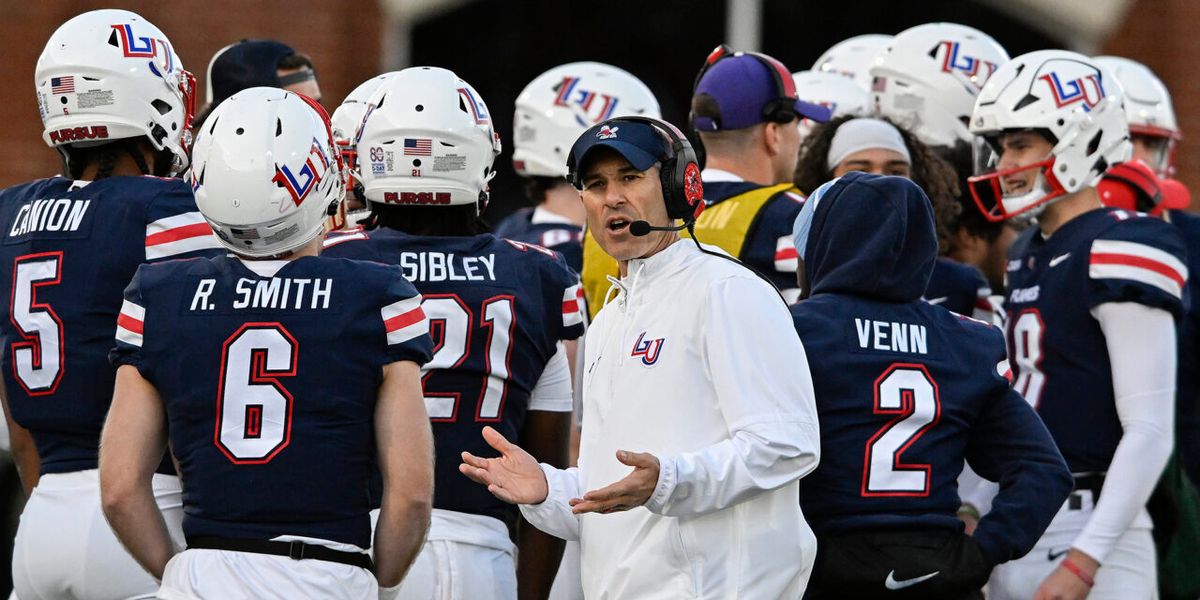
[0,0,381,186]
[1103,0,1200,208]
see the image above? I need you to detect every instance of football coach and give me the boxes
[461,115,822,599]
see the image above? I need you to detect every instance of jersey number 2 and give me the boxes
[215,323,297,464]
[862,364,941,497]
[10,252,65,395]
[421,294,515,422]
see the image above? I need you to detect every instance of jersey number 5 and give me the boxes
[862,364,941,497]
[10,252,65,395]
[215,323,297,464]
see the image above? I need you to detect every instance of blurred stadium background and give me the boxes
[1,0,1196,223]
[0,0,1192,595]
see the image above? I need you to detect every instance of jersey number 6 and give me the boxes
[862,363,941,497]
[215,323,297,464]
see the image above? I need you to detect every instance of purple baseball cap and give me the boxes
[693,52,833,131]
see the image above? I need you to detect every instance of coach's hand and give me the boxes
[460,426,549,505]
[569,450,659,515]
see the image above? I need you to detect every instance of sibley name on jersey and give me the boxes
[398,251,497,282]
[188,277,334,311]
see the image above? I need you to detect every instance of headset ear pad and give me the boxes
[659,154,684,218]
[683,160,705,218]
[660,158,705,220]
[666,139,704,220]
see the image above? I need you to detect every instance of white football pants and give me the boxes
[12,470,182,600]
[987,489,1158,600]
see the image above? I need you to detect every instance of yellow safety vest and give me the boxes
[580,182,797,319]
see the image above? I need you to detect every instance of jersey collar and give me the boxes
[700,168,744,183]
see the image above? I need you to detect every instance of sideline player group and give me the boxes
[0,6,1195,600]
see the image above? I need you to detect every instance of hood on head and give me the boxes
[803,171,936,302]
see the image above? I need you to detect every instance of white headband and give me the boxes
[826,118,911,172]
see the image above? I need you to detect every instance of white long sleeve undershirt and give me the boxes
[1074,301,1176,563]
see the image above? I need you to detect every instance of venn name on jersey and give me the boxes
[854,318,929,355]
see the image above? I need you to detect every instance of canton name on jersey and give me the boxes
[111,255,433,548]
[324,229,584,527]
[1005,207,1188,472]
[0,176,220,474]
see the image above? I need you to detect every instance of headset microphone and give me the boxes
[629,220,690,237]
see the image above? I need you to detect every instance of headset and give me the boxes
[567,115,705,222]
[691,44,802,128]
[567,114,788,305]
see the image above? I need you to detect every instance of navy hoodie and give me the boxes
[791,172,1071,566]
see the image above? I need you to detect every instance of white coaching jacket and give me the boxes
[521,240,821,599]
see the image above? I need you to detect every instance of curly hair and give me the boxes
[794,115,962,254]
[63,138,170,180]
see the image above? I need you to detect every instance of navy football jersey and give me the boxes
[324,229,585,526]
[0,176,221,474]
[110,255,433,548]
[492,207,583,273]
[793,299,1067,563]
[793,172,1070,566]
[925,257,992,320]
[1004,207,1188,473]
[1170,210,1200,485]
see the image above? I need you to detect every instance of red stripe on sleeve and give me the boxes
[384,307,426,333]
[146,223,212,247]
[1090,253,1186,287]
[117,313,144,335]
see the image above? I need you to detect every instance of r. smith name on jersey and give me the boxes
[111,254,433,549]
[188,277,333,311]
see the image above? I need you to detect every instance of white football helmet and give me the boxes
[513,62,660,178]
[328,72,398,229]
[1094,55,1179,176]
[791,70,870,139]
[332,73,400,172]
[355,67,501,213]
[191,88,345,257]
[871,23,1009,148]
[967,50,1131,222]
[35,9,196,176]
[812,34,892,90]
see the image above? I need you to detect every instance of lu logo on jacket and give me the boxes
[631,332,665,366]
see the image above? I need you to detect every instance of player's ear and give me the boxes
[763,121,783,156]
